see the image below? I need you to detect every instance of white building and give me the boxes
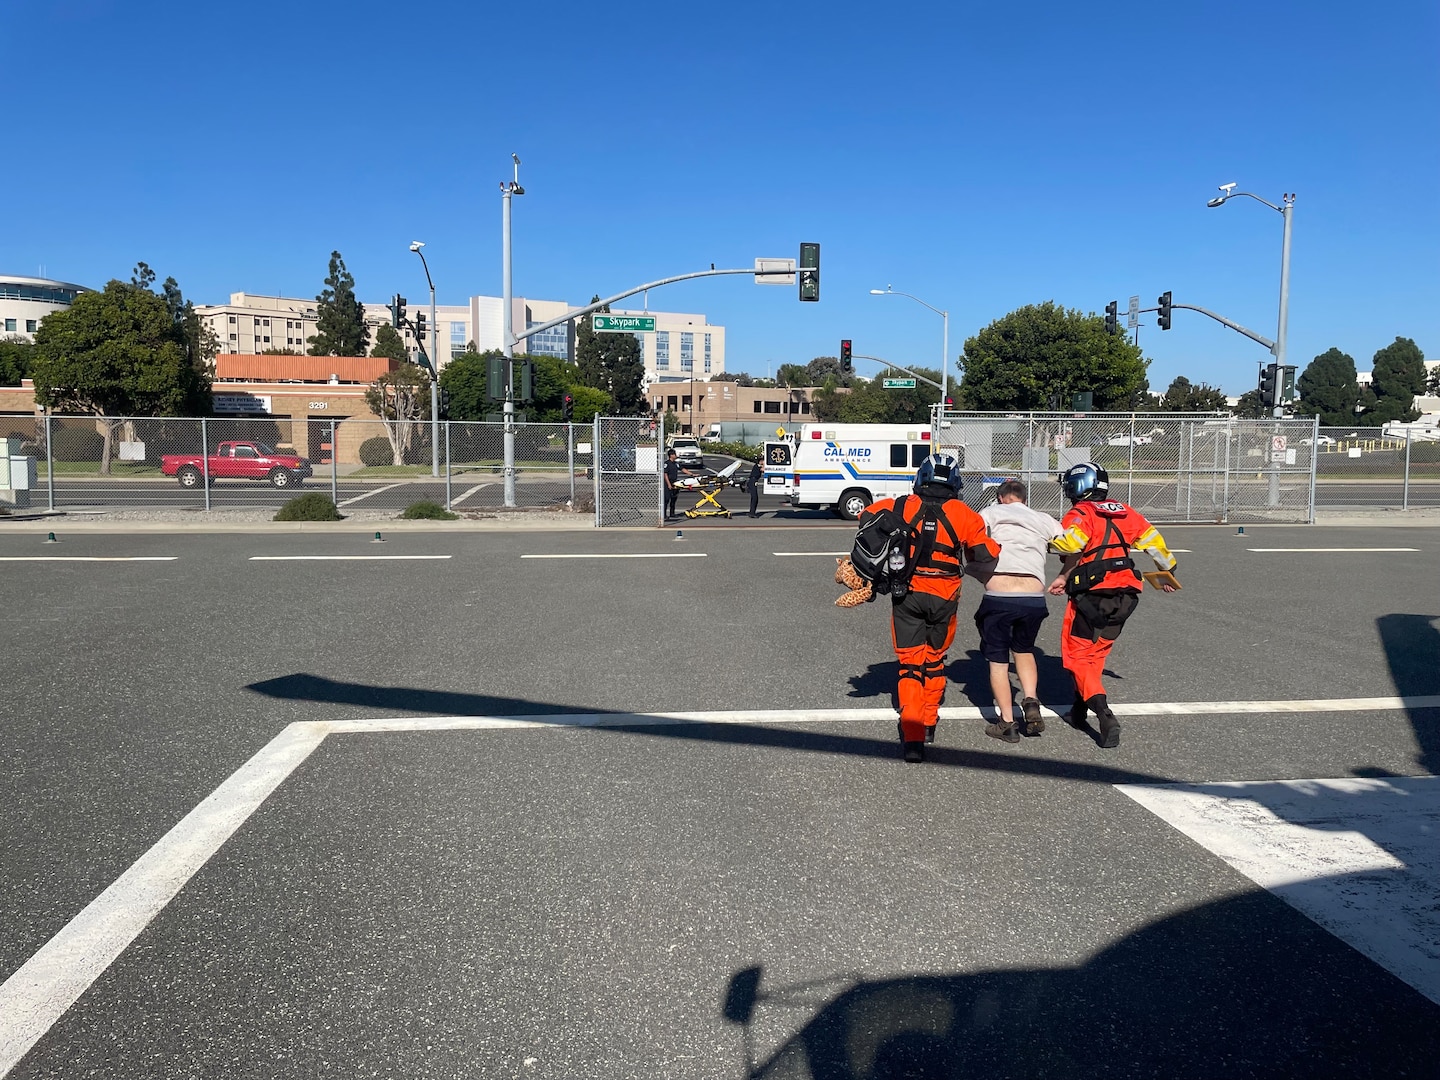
[197,292,726,379]
[0,275,91,340]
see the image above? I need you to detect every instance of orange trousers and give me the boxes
[891,590,958,742]
[1061,600,1115,700]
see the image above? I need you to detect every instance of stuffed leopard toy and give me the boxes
[834,557,874,608]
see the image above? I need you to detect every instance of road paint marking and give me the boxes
[4,692,1436,1074]
[1246,547,1419,553]
[520,553,709,560]
[774,551,849,557]
[0,557,178,562]
[337,482,406,507]
[1118,776,1440,1006]
[449,482,490,507]
[247,555,452,561]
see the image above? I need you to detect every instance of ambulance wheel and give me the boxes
[838,488,872,521]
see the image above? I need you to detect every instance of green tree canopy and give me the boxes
[439,351,614,423]
[0,338,33,385]
[812,367,942,424]
[1233,388,1267,418]
[574,301,644,413]
[364,362,431,464]
[371,324,409,363]
[958,301,1149,411]
[1155,375,1227,412]
[308,251,370,357]
[1295,347,1361,425]
[1360,336,1426,425]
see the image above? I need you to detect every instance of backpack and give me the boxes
[1063,513,1137,596]
[850,496,944,599]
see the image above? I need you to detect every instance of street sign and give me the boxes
[882,378,917,389]
[1128,295,1140,329]
[754,257,796,284]
[593,315,655,332]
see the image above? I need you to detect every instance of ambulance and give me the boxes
[787,423,938,519]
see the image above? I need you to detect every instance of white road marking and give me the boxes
[520,553,709,559]
[1118,776,1440,1006]
[4,692,1436,1074]
[774,551,849,557]
[337,482,406,507]
[449,482,490,507]
[0,557,178,562]
[1247,547,1419,553]
[248,555,452,561]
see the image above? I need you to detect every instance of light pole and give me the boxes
[870,286,950,414]
[408,241,441,478]
[500,154,524,508]
[1205,183,1295,418]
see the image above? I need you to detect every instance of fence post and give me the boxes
[568,422,575,507]
[330,419,338,506]
[44,413,54,511]
[1402,432,1412,511]
[201,418,211,511]
[444,422,452,511]
[593,416,602,527]
[1307,415,1319,523]
[1126,415,1136,505]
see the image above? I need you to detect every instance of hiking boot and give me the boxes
[903,741,925,763]
[1087,694,1120,748]
[924,724,937,745]
[985,720,1021,744]
[1066,697,1088,729]
[1020,698,1045,737]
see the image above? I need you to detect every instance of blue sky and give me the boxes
[5,0,1436,396]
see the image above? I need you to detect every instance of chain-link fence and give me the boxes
[591,416,663,527]
[930,413,1320,524]
[1311,426,1440,510]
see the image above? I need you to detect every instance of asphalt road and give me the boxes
[0,524,1437,1077]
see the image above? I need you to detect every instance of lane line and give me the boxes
[0,557,178,563]
[248,555,452,561]
[1119,776,1440,1005]
[4,691,1435,1075]
[772,549,1193,557]
[1244,544,1422,552]
[520,553,708,560]
[337,482,406,507]
[449,483,490,507]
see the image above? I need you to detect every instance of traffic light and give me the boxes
[414,312,427,342]
[1259,362,1278,407]
[562,393,574,422]
[1104,300,1118,335]
[1280,365,1297,407]
[799,242,820,302]
[840,339,852,373]
[1157,291,1172,331]
[518,358,533,403]
[944,395,954,410]
[486,356,506,401]
[390,294,407,328]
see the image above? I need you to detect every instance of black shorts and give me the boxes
[974,593,1049,663]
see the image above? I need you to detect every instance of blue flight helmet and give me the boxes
[1061,462,1109,503]
[914,451,963,495]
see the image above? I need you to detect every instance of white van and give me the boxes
[788,423,938,519]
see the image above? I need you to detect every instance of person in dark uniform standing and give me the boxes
[748,455,762,518]
[664,449,685,520]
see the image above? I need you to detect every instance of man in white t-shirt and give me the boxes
[975,479,1063,743]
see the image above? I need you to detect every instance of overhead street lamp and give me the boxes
[408,241,441,477]
[1205,183,1296,418]
[870,285,950,412]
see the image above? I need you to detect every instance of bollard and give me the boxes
[372,531,386,543]
[1236,526,1245,536]
[44,531,59,544]
[675,530,684,540]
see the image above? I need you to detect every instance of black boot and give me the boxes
[924,723,937,745]
[1066,696,1088,729]
[1088,694,1120,748]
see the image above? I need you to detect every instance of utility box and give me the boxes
[0,454,36,508]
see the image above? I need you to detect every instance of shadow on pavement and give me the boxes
[245,672,1176,786]
[1376,613,1440,773]
[723,888,1440,1079]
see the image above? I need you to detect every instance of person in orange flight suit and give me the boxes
[1047,462,1178,748]
[861,452,1000,763]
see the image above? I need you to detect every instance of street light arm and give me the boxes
[1210,191,1283,214]
[876,288,946,318]
[413,249,434,291]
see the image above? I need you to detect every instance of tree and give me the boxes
[806,356,846,386]
[308,251,369,357]
[157,270,219,378]
[0,338,33,385]
[439,351,613,423]
[1155,375,1227,412]
[31,276,212,472]
[1427,364,1439,395]
[371,324,409,363]
[1361,336,1426,426]
[958,302,1149,411]
[364,363,431,464]
[1295,347,1361,425]
[573,300,643,413]
[1233,389,1268,419]
[776,363,809,388]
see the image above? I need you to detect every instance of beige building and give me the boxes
[608,308,726,385]
[0,276,90,340]
[649,379,815,434]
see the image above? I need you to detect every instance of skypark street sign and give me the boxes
[882,377,917,389]
[593,315,655,333]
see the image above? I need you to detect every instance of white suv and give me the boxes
[669,437,704,468]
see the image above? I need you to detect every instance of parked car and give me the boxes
[1299,435,1337,447]
[1106,434,1153,447]
[160,441,312,488]
[667,436,704,468]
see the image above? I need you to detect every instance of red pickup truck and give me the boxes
[161,441,313,488]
